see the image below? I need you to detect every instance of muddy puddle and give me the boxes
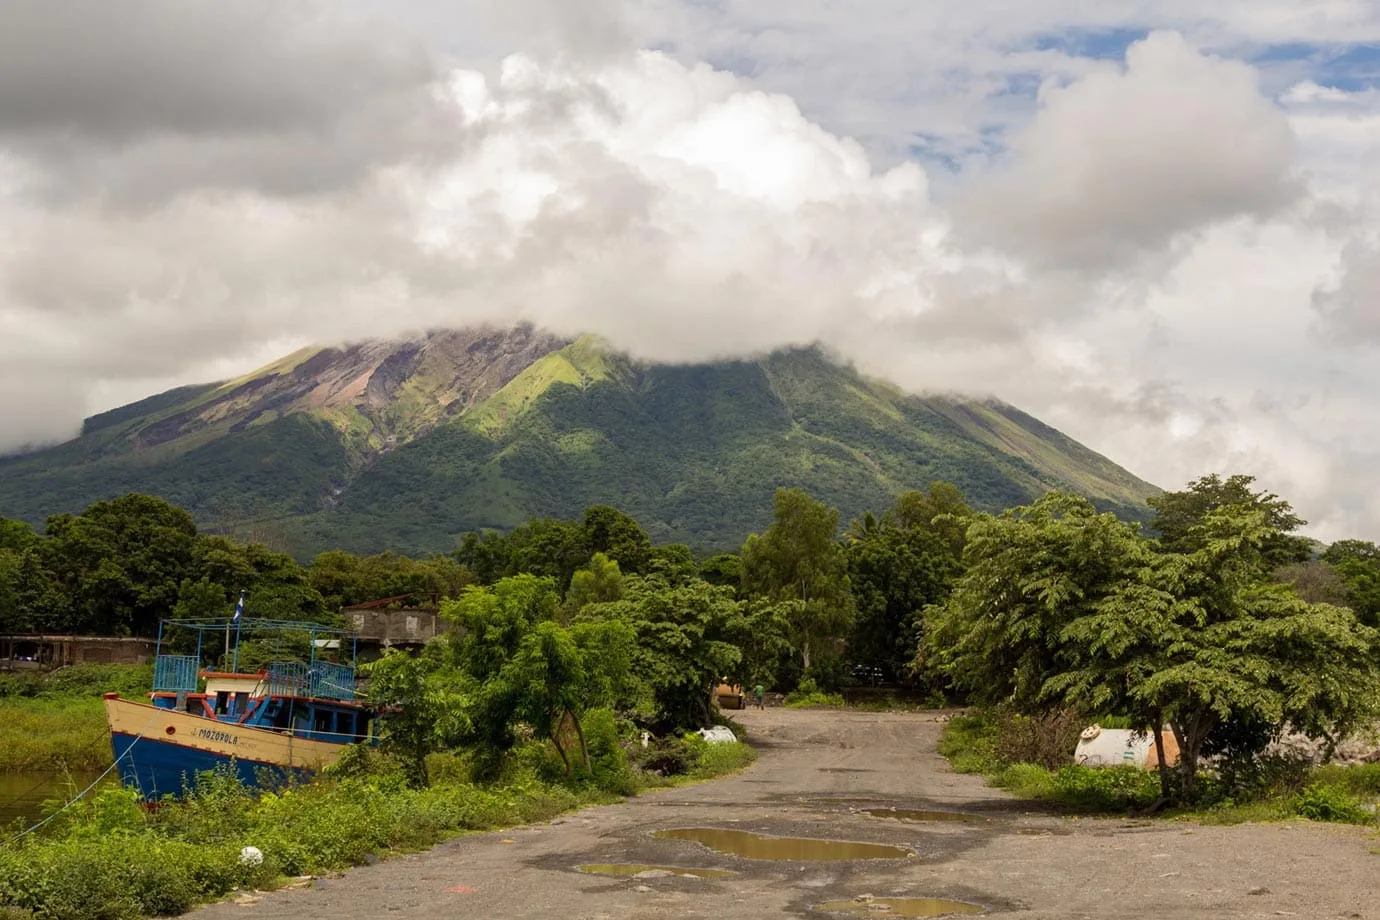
[577,864,737,879]
[815,897,983,917]
[655,828,913,860]
[863,808,980,823]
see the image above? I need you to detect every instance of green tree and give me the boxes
[454,530,513,585]
[506,518,590,589]
[647,544,698,583]
[362,646,472,786]
[925,492,1145,711]
[1059,505,1380,800]
[0,518,38,555]
[565,552,624,615]
[582,506,652,575]
[1321,540,1380,627]
[506,618,634,774]
[741,488,854,671]
[1149,473,1310,568]
[0,549,22,632]
[698,553,743,590]
[845,485,970,682]
[584,575,746,730]
[40,494,200,635]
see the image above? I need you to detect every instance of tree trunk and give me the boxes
[569,707,591,773]
[1151,717,1172,802]
[1170,712,1213,803]
[801,635,812,671]
[550,729,571,776]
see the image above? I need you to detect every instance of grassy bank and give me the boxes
[0,666,151,773]
[939,711,1380,825]
[0,729,754,920]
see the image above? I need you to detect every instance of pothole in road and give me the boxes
[654,828,914,860]
[576,864,737,879]
[863,808,981,823]
[814,897,983,917]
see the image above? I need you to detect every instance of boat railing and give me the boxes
[266,660,356,701]
[153,654,200,692]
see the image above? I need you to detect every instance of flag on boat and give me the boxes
[233,591,245,621]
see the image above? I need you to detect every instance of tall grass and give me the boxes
[0,736,757,920]
[0,698,109,773]
[0,665,151,774]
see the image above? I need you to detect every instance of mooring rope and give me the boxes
[1,707,162,848]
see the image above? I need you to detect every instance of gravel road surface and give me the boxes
[193,708,1379,919]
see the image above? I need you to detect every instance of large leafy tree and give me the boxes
[930,489,1380,803]
[438,574,634,775]
[584,575,748,730]
[845,485,970,682]
[1058,505,1380,800]
[1149,473,1310,568]
[925,492,1146,710]
[457,518,589,589]
[506,618,635,774]
[40,494,200,635]
[582,506,653,575]
[565,552,624,616]
[741,488,854,671]
[309,550,474,610]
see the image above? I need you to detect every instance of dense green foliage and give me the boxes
[0,666,153,773]
[844,485,970,683]
[0,495,482,638]
[0,338,1159,557]
[929,483,1380,803]
[0,496,335,637]
[940,713,1379,824]
[0,744,736,920]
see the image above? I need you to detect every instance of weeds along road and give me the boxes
[195,708,1379,920]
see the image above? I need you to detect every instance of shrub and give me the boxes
[937,714,1000,774]
[630,735,701,777]
[1048,765,1159,811]
[687,740,755,780]
[995,708,1083,771]
[783,680,845,708]
[990,763,1158,812]
[991,763,1057,799]
[581,708,636,795]
[1311,762,1380,798]
[1293,783,1372,825]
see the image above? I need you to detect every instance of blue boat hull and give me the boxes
[110,731,311,799]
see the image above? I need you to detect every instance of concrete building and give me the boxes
[0,634,158,670]
[341,595,444,658]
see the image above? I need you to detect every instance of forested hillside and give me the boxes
[0,328,1159,556]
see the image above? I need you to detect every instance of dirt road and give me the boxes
[195,708,1379,919]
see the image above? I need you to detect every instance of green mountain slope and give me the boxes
[0,328,1158,556]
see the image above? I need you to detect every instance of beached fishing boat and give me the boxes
[103,615,377,799]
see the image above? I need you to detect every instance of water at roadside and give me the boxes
[0,771,106,830]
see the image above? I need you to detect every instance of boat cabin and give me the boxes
[149,669,374,744]
[145,617,376,745]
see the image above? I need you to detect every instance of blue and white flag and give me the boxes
[233,591,246,621]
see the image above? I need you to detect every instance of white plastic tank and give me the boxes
[1073,725,1178,770]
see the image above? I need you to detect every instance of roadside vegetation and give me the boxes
[939,710,1380,825]
[5,469,1380,917]
[0,733,753,920]
[0,666,151,773]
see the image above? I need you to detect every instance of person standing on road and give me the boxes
[754,683,765,709]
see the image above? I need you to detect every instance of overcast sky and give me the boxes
[1,1,1379,540]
